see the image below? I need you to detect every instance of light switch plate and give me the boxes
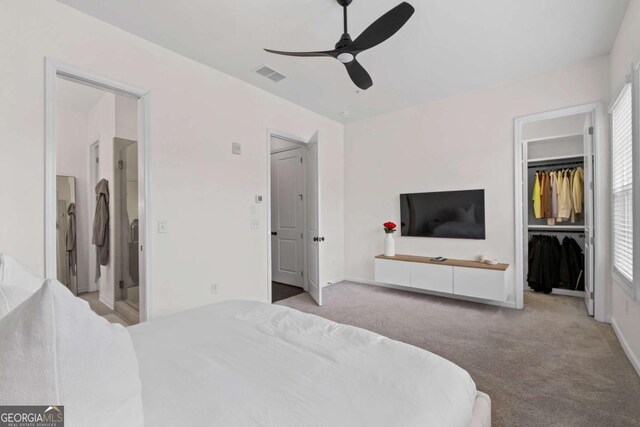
[255,195,263,203]
[232,142,242,155]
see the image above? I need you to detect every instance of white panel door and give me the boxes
[583,117,595,316]
[271,147,304,287]
[306,132,322,305]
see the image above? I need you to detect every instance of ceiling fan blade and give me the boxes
[350,2,415,52]
[345,59,373,90]
[264,48,337,58]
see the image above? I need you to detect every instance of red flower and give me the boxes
[384,222,396,229]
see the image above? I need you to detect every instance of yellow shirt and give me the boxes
[572,167,584,214]
[532,173,542,219]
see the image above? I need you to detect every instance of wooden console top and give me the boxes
[375,254,509,271]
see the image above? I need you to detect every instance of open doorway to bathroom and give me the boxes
[46,61,150,325]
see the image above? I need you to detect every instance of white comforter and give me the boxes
[129,300,477,427]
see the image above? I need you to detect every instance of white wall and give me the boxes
[0,0,344,317]
[56,106,89,292]
[609,0,640,374]
[343,56,610,304]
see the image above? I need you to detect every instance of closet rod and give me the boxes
[528,160,584,169]
[528,229,585,237]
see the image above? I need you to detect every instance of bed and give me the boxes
[129,300,491,426]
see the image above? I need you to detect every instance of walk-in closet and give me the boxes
[518,109,598,315]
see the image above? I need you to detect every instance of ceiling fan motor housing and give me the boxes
[335,33,353,50]
[336,0,353,6]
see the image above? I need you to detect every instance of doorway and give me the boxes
[514,102,606,321]
[45,59,152,322]
[267,131,323,305]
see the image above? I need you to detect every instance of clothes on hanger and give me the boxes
[532,172,542,219]
[532,167,583,223]
[527,234,584,293]
[92,179,110,266]
[65,202,76,276]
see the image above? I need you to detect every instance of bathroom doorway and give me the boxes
[45,60,151,324]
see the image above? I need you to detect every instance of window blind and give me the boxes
[612,84,633,283]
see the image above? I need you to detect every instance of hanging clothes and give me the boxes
[557,170,573,220]
[528,235,561,294]
[531,166,583,223]
[528,234,584,293]
[549,171,558,225]
[92,179,110,266]
[559,236,585,291]
[65,202,77,276]
[572,167,584,216]
[532,172,542,219]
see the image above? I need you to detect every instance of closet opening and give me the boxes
[514,103,606,321]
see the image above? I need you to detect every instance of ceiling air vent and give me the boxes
[254,65,286,83]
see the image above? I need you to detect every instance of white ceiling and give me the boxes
[57,78,107,111]
[57,0,629,123]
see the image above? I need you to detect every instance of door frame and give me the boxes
[86,139,100,293]
[44,58,154,321]
[266,129,319,304]
[513,102,606,321]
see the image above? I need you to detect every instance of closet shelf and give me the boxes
[527,154,584,163]
[528,225,584,231]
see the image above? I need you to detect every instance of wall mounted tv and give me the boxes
[400,190,485,239]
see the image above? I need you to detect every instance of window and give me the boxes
[611,84,633,285]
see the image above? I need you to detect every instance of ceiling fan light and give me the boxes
[337,53,354,63]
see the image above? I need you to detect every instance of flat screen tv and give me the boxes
[400,190,485,239]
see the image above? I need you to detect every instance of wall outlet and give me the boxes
[251,218,260,229]
[210,283,219,294]
[158,221,168,234]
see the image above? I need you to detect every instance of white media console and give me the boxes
[374,254,510,302]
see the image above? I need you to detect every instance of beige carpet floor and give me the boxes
[276,282,640,426]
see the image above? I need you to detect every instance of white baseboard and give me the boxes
[326,277,345,286]
[344,277,517,309]
[610,318,640,378]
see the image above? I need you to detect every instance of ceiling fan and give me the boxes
[264,0,415,90]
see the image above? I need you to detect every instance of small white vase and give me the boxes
[384,233,396,257]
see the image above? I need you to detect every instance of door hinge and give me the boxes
[301,270,304,277]
[301,233,303,239]
[588,126,593,135]
[300,157,303,163]
[590,291,594,299]
[96,157,99,164]
[298,194,303,201]
[140,244,143,252]
[119,280,125,289]
[589,181,594,190]
[118,160,124,170]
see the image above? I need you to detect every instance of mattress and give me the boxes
[129,300,479,427]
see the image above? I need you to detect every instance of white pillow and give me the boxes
[0,283,33,319]
[0,279,144,427]
[0,254,45,292]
